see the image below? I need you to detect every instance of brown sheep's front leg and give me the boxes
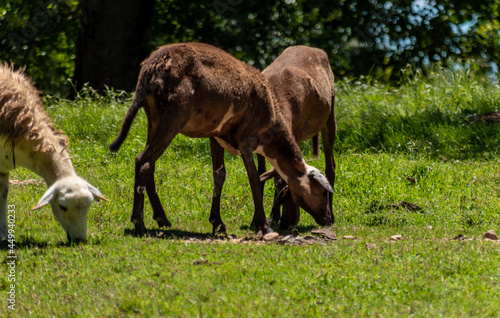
[257,154,267,194]
[269,184,300,230]
[240,150,273,234]
[279,195,301,230]
[209,138,227,235]
[250,154,268,227]
[321,114,336,223]
[270,176,287,223]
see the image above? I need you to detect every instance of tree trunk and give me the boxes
[74,0,154,93]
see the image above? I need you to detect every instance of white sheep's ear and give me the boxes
[32,184,57,210]
[87,182,110,202]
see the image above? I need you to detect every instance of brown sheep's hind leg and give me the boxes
[132,122,180,236]
[146,164,171,229]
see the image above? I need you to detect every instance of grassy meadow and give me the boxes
[2,67,500,317]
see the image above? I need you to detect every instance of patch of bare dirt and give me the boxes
[9,179,44,186]
[155,228,340,246]
[147,228,500,246]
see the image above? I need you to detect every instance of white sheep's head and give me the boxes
[32,176,108,243]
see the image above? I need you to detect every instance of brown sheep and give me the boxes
[109,43,333,235]
[258,45,336,229]
[0,63,108,243]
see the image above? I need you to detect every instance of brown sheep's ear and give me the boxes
[308,169,333,193]
[260,168,279,183]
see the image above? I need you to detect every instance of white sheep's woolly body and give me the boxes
[0,63,68,153]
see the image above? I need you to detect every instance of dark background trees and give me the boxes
[73,0,155,93]
[1,0,498,96]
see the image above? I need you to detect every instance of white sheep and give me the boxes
[0,63,108,243]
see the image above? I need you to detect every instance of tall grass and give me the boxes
[336,65,500,160]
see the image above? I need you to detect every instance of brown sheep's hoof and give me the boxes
[212,223,227,236]
[156,218,172,229]
[279,221,292,231]
[134,222,147,237]
[261,226,275,235]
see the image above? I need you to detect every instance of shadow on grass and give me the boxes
[122,222,317,241]
[123,228,215,241]
[240,223,317,235]
[0,235,50,250]
[0,235,104,250]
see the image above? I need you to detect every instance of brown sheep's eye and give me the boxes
[59,204,68,212]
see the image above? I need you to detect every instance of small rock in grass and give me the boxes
[263,232,280,242]
[289,236,306,245]
[483,230,498,241]
[453,234,468,241]
[234,238,245,244]
[311,228,338,241]
[391,234,403,241]
[366,243,377,250]
[343,235,356,240]
[193,259,209,265]
[426,226,434,230]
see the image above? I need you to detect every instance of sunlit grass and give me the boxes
[2,67,500,317]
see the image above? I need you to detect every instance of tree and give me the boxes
[1,0,498,95]
[0,0,79,95]
[73,0,155,93]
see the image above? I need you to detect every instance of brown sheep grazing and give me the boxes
[0,63,108,243]
[258,45,336,229]
[109,43,333,235]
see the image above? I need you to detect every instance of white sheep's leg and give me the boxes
[0,172,9,241]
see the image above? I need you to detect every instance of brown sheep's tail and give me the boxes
[109,95,144,152]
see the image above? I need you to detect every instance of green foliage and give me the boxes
[150,0,500,75]
[0,0,79,95]
[1,0,500,95]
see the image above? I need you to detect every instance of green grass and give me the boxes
[2,68,500,317]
